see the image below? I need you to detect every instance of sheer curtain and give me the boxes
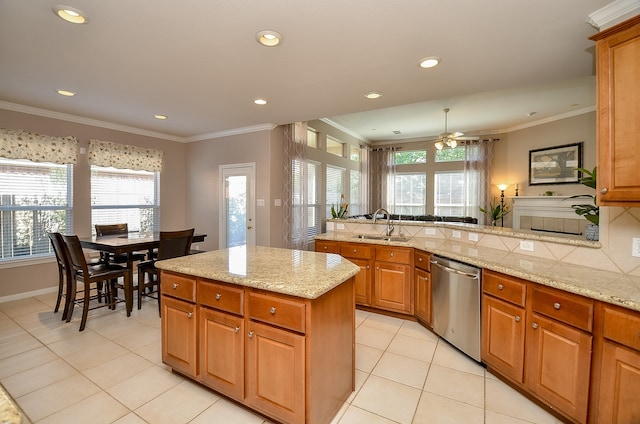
[463,139,494,224]
[368,147,397,213]
[282,122,308,250]
[359,145,370,215]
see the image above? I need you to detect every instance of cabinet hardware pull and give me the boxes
[600,188,608,194]
[418,257,423,262]
[172,283,179,289]
[323,246,327,250]
[515,315,521,322]
[498,284,504,290]
[270,306,276,314]
[215,293,222,300]
[234,327,240,333]
[553,302,561,310]
[366,265,370,269]
[376,266,379,270]
[187,312,193,318]
[353,249,357,253]
[390,252,394,257]
[248,331,254,338]
[532,323,538,329]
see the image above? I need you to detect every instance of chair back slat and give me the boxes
[95,223,128,237]
[157,229,194,260]
[48,232,69,269]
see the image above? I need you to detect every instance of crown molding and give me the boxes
[185,123,278,142]
[319,118,368,142]
[587,0,640,30]
[503,105,596,133]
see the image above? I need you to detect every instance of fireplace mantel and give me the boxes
[511,196,583,230]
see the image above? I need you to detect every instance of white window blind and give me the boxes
[0,158,73,260]
[350,169,361,216]
[91,166,159,234]
[435,172,465,215]
[291,159,320,242]
[390,172,426,215]
[326,165,345,218]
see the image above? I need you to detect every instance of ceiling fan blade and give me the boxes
[456,136,480,141]
[450,131,464,138]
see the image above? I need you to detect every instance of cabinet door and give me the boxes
[198,308,244,400]
[526,313,592,423]
[415,268,431,324]
[351,258,372,306]
[246,320,305,424]
[597,342,640,423]
[315,240,340,254]
[481,295,525,383]
[374,262,412,314]
[592,17,640,205]
[161,295,197,377]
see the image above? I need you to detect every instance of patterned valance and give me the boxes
[88,139,163,172]
[0,128,77,164]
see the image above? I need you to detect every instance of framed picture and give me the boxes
[529,142,583,185]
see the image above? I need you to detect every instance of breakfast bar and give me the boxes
[155,245,360,424]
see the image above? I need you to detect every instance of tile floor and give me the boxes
[0,291,565,424]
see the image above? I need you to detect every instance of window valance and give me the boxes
[0,128,77,164]
[88,139,163,172]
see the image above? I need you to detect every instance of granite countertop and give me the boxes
[155,245,360,300]
[315,233,640,312]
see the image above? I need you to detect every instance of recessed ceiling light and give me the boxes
[52,5,88,24]
[364,92,382,99]
[254,99,268,105]
[418,57,440,69]
[56,89,76,97]
[256,30,283,47]
[154,114,168,120]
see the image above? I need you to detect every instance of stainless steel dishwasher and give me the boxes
[430,255,482,362]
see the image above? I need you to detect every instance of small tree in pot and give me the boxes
[568,167,599,240]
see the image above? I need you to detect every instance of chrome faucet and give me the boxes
[372,208,394,236]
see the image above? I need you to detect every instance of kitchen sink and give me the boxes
[355,234,409,242]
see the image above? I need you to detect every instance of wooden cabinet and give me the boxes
[315,240,340,254]
[526,285,594,424]
[414,250,431,325]
[374,246,413,314]
[482,269,527,383]
[594,305,640,423]
[161,272,197,377]
[590,16,640,205]
[339,243,374,306]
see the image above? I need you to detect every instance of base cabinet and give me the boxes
[414,268,431,325]
[597,342,640,423]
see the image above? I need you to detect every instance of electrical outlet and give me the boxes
[633,238,640,258]
[424,228,436,235]
[469,233,478,242]
[452,230,461,239]
[520,240,534,252]
[336,223,345,230]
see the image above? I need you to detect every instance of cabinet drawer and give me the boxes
[414,250,431,272]
[198,280,244,316]
[375,246,411,264]
[603,305,640,351]
[483,270,526,307]
[248,292,306,334]
[531,285,594,332]
[340,243,374,259]
[315,240,340,254]
[161,272,196,302]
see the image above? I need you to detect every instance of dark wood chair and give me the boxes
[95,223,147,264]
[48,232,75,321]
[62,234,132,331]
[137,228,194,315]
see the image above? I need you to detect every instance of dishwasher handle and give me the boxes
[430,259,479,279]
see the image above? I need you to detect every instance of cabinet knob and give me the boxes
[418,257,423,262]
[376,266,380,270]
[323,246,328,250]
[248,331,254,338]
[215,293,222,300]
[600,187,608,194]
[234,326,240,333]
[187,312,193,318]
[366,265,370,269]
[353,249,357,253]
[390,252,395,257]
[532,323,538,329]
[515,315,521,322]
[172,283,179,289]
[498,284,504,290]
[270,306,277,314]
[553,302,561,310]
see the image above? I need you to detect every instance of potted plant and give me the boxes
[568,166,599,240]
[480,197,511,226]
[331,194,349,219]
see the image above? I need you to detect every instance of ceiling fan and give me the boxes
[432,108,479,150]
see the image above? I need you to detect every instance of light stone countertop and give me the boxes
[315,232,640,312]
[155,245,360,300]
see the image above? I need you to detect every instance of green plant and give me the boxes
[568,166,599,226]
[331,194,349,219]
[480,197,511,225]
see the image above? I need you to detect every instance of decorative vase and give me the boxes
[585,223,599,241]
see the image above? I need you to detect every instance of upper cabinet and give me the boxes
[590,15,640,206]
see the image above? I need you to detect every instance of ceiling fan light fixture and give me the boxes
[446,139,457,149]
[52,5,88,24]
[434,141,444,151]
[418,57,440,69]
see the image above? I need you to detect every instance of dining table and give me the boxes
[79,232,207,316]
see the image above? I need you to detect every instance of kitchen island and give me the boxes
[155,245,360,424]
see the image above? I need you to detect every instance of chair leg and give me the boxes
[65,278,77,323]
[79,280,91,331]
[138,269,144,310]
[54,267,63,313]
[157,276,162,317]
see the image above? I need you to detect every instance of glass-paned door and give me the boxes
[220,163,255,248]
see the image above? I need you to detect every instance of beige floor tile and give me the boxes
[15,373,101,422]
[113,326,161,351]
[352,375,421,424]
[0,318,28,343]
[336,405,397,423]
[61,337,129,371]
[360,313,404,333]
[355,343,383,373]
[431,340,485,377]
[397,320,439,341]
[412,391,484,424]
[135,379,218,424]
[485,378,558,424]
[355,325,395,351]
[189,397,267,424]
[0,333,43,360]
[372,351,429,389]
[423,363,485,407]
[132,339,163,365]
[106,364,183,410]
[83,351,154,389]
[112,412,149,424]
[1,358,77,397]
[0,346,57,379]
[0,298,50,319]
[386,333,437,362]
[36,391,129,424]
[11,309,63,333]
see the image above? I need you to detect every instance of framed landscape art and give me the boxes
[529,142,583,185]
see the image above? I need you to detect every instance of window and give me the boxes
[0,158,73,260]
[434,172,465,215]
[307,128,318,149]
[349,169,361,216]
[435,146,465,162]
[390,173,426,215]
[395,150,427,164]
[349,145,361,162]
[326,136,344,157]
[292,160,320,242]
[91,166,159,234]
[326,165,345,218]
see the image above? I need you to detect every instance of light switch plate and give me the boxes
[424,228,436,235]
[632,238,640,258]
[337,223,345,230]
[452,230,461,239]
[520,240,534,252]
[469,233,478,242]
